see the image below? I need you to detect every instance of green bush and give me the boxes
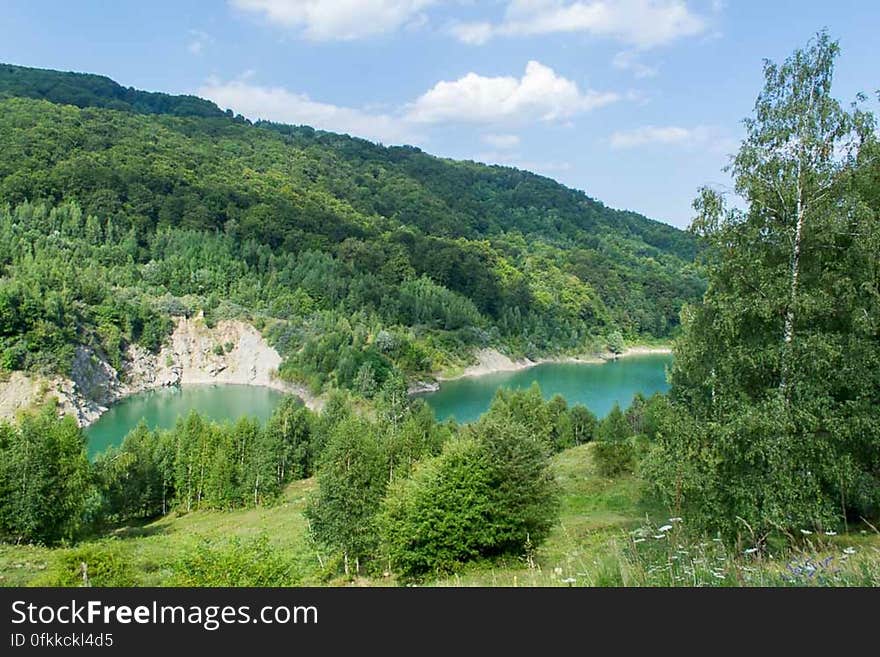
[33,542,137,587]
[170,534,297,586]
[593,440,636,478]
[380,416,559,580]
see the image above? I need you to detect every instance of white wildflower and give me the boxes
[824,531,837,536]
[800,529,812,535]
[843,547,856,555]
[658,524,673,532]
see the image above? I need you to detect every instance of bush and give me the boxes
[593,440,636,478]
[170,534,297,586]
[380,416,559,580]
[33,542,137,587]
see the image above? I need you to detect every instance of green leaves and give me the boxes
[380,415,559,580]
[653,32,880,541]
[0,405,92,544]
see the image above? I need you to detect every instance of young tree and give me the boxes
[306,416,386,575]
[0,405,92,544]
[568,404,598,444]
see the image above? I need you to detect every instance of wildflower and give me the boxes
[561,577,576,586]
[842,547,856,555]
[669,517,683,523]
[824,531,837,536]
[658,524,673,532]
[800,529,812,535]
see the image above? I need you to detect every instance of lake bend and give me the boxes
[415,353,672,424]
[85,354,671,456]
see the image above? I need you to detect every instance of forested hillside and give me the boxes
[0,64,702,392]
[0,63,231,118]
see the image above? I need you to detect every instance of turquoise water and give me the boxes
[84,384,286,457]
[85,354,671,456]
[416,354,672,424]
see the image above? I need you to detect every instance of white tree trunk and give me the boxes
[780,163,805,395]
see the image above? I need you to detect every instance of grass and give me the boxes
[1,443,878,587]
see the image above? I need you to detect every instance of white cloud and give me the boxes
[198,77,418,144]
[483,133,521,149]
[230,0,436,40]
[449,21,494,45]
[612,50,658,78]
[406,60,618,124]
[452,0,708,48]
[609,124,736,153]
[187,30,214,55]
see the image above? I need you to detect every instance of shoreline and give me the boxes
[81,378,322,428]
[423,345,672,389]
[0,316,324,428]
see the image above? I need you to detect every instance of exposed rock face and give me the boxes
[407,380,440,395]
[0,315,320,427]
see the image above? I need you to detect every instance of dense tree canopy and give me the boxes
[646,32,880,540]
[0,63,703,391]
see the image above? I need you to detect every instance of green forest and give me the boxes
[0,33,878,587]
[0,62,702,394]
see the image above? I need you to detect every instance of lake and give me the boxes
[85,354,671,456]
[416,354,672,424]
[85,384,286,457]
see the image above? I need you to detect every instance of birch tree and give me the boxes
[731,31,864,395]
[655,32,880,539]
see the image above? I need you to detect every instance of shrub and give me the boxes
[380,416,559,580]
[593,440,636,478]
[169,534,297,586]
[33,542,137,587]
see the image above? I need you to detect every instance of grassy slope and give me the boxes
[1,444,877,587]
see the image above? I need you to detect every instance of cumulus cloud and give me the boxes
[609,124,736,153]
[452,0,708,48]
[230,0,436,40]
[198,77,418,144]
[406,60,618,124]
[483,133,521,149]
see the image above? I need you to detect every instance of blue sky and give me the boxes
[2,1,878,228]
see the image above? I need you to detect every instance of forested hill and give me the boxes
[0,63,703,392]
[0,63,230,118]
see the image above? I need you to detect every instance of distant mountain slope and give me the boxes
[0,62,230,118]
[0,63,703,391]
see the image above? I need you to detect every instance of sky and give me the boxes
[2,1,878,228]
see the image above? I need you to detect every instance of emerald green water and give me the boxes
[85,354,671,457]
[417,354,672,424]
[85,385,286,458]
